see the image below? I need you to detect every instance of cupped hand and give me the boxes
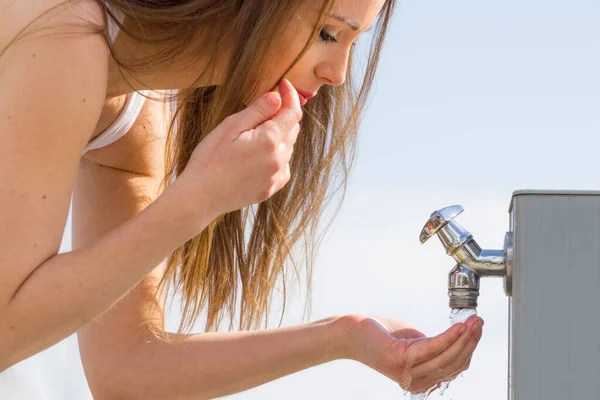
[339,314,484,394]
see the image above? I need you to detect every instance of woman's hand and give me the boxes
[338,314,484,394]
[175,79,302,225]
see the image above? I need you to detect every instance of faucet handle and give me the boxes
[419,205,464,244]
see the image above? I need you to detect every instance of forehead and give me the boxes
[329,0,387,31]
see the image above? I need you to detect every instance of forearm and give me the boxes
[0,180,212,371]
[96,316,350,400]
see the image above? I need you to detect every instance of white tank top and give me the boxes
[82,2,149,155]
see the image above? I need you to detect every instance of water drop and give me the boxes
[410,391,429,400]
[449,308,477,325]
[439,381,450,395]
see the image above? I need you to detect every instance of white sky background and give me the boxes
[2,0,600,398]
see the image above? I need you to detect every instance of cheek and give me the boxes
[268,12,324,77]
[258,20,321,94]
[285,59,313,82]
[284,45,322,79]
[257,39,307,92]
[277,36,313,72]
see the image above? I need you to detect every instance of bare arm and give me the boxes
[82,303,344,400]
[74,109,348,399]
[0,0,212,370]
[74,157,480,400]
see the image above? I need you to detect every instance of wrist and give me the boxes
[328,314,363,361]
[163,176,220,237]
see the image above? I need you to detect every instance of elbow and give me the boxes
[0,316,32,373]
[0,343,18,375]
[85,359,146,400]
[83,339,183,400]
[84,345,211,400]
[0,352,12,375]
[85,368,124,400]
[83,344,143,400]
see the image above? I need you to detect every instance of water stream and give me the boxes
[406,309,477,399]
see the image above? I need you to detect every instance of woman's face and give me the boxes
[281,0,387,105]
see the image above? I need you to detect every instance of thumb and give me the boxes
[230,91,282,133]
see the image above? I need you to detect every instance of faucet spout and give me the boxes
[448,263,480,309]
[420,205,511,309]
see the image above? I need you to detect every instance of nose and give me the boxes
[315,48,350,86]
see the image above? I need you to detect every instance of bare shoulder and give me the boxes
[0,0,105,51]
[1,0,110,148]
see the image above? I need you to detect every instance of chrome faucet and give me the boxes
[419,205,513,309]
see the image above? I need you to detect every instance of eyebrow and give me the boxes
[329,13,361,31]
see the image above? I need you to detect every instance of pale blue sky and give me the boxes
[2,0,599,398]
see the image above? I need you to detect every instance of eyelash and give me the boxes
[319,29,358,47]
[319,29,338,44]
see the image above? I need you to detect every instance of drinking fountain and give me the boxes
[420,190,600,400]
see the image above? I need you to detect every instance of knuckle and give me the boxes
[263,135,278,152]
[269,174,281,189]
[398,374,413,392]
[269,174,278,185]
[262,120,278,133]
[268,158,281,175]
[289,108,303,122]
[462,358,472,371]
[276,142,288,155]
[404,350,417,368]
[288,125,300,144]
[259,188,272,202]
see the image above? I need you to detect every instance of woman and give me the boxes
[0,0,484,397]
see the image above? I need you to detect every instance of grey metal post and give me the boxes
[509,190,600,400]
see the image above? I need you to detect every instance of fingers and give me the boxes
[398,328,427,340]
[225,79,301,144]
[444,355,472,382]
[281,163,291,183]
[274,122,299,161]
[271,79,303,135]
[230,91,282,134]
[410,356,471,393]
[411,318,482,379]
[400,316,483,394]
[407,322,466,365]
[408,319,483,393]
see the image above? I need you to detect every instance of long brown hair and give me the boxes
[3,0,396,334]
[110,0,397,334]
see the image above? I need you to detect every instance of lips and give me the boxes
[298,92,308,106]
[294,87,317,107]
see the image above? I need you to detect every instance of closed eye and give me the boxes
[319,29,337,44]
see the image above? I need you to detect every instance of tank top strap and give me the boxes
[103,2,125,45]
